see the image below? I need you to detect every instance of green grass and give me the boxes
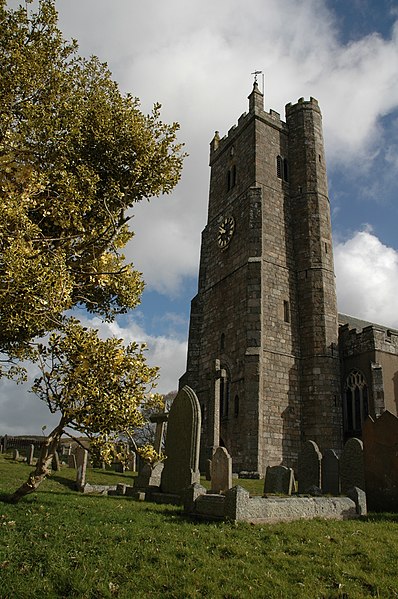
[1,455,398,599]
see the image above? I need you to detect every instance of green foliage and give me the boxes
[32,319,163,453]
[1,457,398,599]
[0,0,185,356]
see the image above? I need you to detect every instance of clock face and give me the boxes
[217,216,235,249]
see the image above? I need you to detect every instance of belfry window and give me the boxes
[343,370,369,439]
[227,165,237,191]
[277,155,289,182]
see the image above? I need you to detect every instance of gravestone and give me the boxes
[12,448,19,460]
[75,447,88,490]
[150,412,169,453]
[264,465,295,495]
[363,411,398,511]
[114,461,125,473]
[27,444,35,466]
[68,454,77,469]
[161,386,201,496]
[127,452,136,472]
[298,440,322,493]
[133,462,163,490]
[340,437,365,494]
[321,449,340,495]
[52,451,61,471]
[211,446,232,493]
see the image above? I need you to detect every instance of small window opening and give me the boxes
[283,158,289,182]
[324,242,328,254]
[276,155,282,179]
[283,300,290,323]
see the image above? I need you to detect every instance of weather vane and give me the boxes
[251,70,262,84]
[251,70,264,94]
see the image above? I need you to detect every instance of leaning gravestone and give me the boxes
[12,448,19,460]
[264,465,295,495]
[298,440,322,493]
[340,437,365,494]
[27,444,35,466]
[75,447,88,491]
[321,449,340,495]
[161,386,201,496]
[68,454,77,469]
[211,447,232,494]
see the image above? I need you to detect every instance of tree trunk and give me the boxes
[8,417,66,503]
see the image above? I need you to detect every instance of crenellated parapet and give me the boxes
[339,323,398,357]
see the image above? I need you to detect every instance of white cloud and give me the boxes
[335,229,398,328]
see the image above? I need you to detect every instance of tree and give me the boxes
[0,0,184,362]
[9,320,164,503]
[0,0,185,501]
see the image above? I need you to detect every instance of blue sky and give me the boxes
[2,0,398,434]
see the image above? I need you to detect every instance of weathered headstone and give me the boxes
[52,451,61,471]
[321,449,340,495]
[150,412,169,454]
[264,465,295,495]
[363,411,398,511]
[161,386,201,495]
[114,461,125,473]
[211,446,232,493]
[133,462,163,489]
[68,454,77,469]
[75,447,88,490]
[27,444,35,466]
[12,448,19,460]
[340,437,365,494]
[127,452,136,472]
[298,440,322,493]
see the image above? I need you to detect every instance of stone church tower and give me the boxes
[180,83,343,475]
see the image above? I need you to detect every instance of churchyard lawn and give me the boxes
[1,455,397,598]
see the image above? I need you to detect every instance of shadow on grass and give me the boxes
[51,474,77,491]
[363,512,398,523]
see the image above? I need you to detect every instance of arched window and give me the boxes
[344,370,369,438]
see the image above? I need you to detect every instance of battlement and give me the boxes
[209,105,286,158]
[285,97,321,117]
[339,323,398,356]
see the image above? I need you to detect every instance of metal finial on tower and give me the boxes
[251,70,264,95]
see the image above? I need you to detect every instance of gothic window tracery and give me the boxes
[343,369,369,438]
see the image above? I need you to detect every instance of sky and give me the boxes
[2,0,398,435]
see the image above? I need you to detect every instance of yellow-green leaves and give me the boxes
[0,0,185,356]
[33,320,160,450]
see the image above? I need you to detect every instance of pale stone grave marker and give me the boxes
[12,448,19,460]
[321,449,340,495]
[340,437,365,494]
[211,446,232,493]
[75,447,88,490]
[27,444,35,466]
[161,385,201,496]
[298,440,322,493]
[264,465,295,495]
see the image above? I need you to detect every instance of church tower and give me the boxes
[180,84,342,474]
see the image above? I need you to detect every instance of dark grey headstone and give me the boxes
[298,440,322,493]
[340,438,365,494]
[264,465,295,495]
[161,386,201,495]
[68,454,77,469]
[322,449,340,495]
[211,446,232,493]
